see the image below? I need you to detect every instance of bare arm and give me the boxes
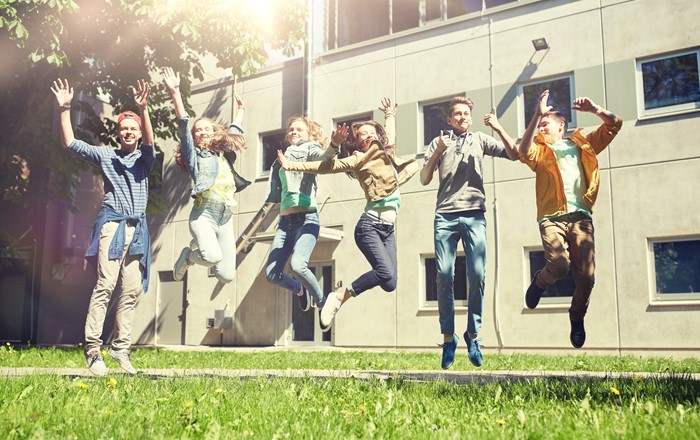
[277,149,358,174]
[232,93,245,127]
[420,131,449,185]
[572,96,618,125]
[519,90,552,156]
[50,78,75,148]
[162,67,186,119]
[484,108,518,161]
[134,79,154,146]
[379,97,397,147]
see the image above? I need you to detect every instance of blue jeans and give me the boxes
[188,198,236,283]
[434,211,487,338]
[265,211,324,306]
[350,213,398,296]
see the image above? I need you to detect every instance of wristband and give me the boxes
[59,104,72,110]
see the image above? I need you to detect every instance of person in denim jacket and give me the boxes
[51,78,155,376]
[264,116,341,321]
[163,68,250,284]
[277,98,419,331]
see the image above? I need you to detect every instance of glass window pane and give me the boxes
[528,251,574,298]
[653,240,700,294]
[261,131,287,172]
[423,100,451,146]
[641,53,700,110]
[486,0,517,7]
[446,0,482,18]
[523,77,573,127]
[425,0,441,20]
[425,256,467,302]
[338,0,390,47]
[393,0,420,33]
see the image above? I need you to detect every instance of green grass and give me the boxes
[1,345,700,438]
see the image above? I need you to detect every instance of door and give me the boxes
[290,263,333,344]
[157,271,187,345]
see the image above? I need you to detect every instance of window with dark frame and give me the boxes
[653,240,700,295]
[261,131,287,173]
[522,76,573,128]
[425,256,468,302]
[528,251,574,298]
[423,100,452,147]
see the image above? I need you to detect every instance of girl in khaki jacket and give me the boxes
[277,98,419,330]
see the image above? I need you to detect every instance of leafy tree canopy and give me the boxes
[0,0,306,209]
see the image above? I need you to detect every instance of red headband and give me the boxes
[117,111,142,128]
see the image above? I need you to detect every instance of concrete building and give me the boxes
[4,0,699,357]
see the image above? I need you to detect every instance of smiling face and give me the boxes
[286,119,310,145]
[117,118,142,151]
[447,103,473,135]
[192,119,215,146]
[355,124,379,152]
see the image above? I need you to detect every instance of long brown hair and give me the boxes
[342,120,388,156]
[174,117,246,169]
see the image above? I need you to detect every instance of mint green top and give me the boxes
[279,166,317,212]
[365,188,401,213]
[539,139,591,223]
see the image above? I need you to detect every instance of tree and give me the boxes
[0,0,306,208]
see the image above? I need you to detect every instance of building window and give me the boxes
[424,255,467,304]
[528,250,574,300]
[651,239,700,301]
[637,50,700,117]
[421,99,452,151]
[520,75,574,132]
[260,131,287,174]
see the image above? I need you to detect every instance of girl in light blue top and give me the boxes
[163,67,250,284]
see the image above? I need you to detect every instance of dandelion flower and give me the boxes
[185,401,194,409]
[78,383,89,390]
[107,378,117,389]
[610,387,620,396]
[214,388,224,394]
[496,419,506,426]
[482,415,490,422]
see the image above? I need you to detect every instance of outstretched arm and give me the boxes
[420,131,449,185]
[484,108,518,160]
[134,79,154,146]
[162,67,186,119]
[519,89,552,156]
[232,93,245,127]
[572,96,617,125]
[50,78,75,148]
[277,149,358,174]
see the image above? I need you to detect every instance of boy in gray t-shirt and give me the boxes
[421,97,518,370]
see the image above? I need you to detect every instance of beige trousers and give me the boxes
[84,221,143,352]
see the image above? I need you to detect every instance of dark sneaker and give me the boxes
[84,348,108,376]
[439,334,459,370]
[570,318,586,348]
[296,286,311,312]
[173,247,192,281]
[464,333,483,367]
[525,270,545,309]
[108,348,137,375]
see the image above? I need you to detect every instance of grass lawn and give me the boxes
[1,345,699,439]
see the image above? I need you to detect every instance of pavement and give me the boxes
[2,367,698,382]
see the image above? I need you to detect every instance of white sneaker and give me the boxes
[84,348,108,376]
[173,247,192,281]
[320,288,344,330]
[108,348,137,375]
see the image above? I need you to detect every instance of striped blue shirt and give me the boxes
[68,139,155,215]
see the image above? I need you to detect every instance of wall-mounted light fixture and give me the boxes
[532,38,549,51]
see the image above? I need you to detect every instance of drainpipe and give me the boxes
[302,0,314,116]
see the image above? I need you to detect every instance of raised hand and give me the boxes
[484,108,500,129]
[536,90,553,116]
[235,93,245,110]
[330,123,349,147]
[276,149,289,169]
[162,67,180,93]
[133,80,151,111]
[436,130,454,152]
[50,78,74,107]
[572,97,599,113]
[378,96,398,115]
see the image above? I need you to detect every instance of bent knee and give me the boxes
[548,258,570,279]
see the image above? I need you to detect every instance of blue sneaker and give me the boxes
[464,333,483,367]
[439,334,459,370]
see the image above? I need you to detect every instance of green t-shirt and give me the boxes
[279,167,317,212]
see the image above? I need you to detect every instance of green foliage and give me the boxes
[0,0,306,210]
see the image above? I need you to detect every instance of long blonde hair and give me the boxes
[175,117,246,169]
[285,116,329,148]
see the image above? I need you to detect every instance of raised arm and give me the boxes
[134,79,154,147]
[484,107,518,160]
[572,96,618,126]
[50,78,75,148]
[519,90,552,156]
[420,131,449,185]
[162,67,186,119]
[232,93,245,128]
[379,97,397,148]
[277,149,359,174]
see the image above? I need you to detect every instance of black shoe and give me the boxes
[297,286,311,312]
[525,270,545,309]
[570,318,586,348]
